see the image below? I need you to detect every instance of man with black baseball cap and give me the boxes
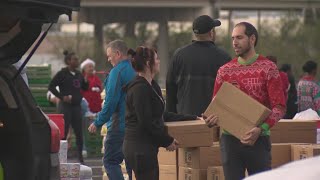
[192,15,221,35]
[166,15,231,116]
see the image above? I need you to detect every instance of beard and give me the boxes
[235,41,251,58]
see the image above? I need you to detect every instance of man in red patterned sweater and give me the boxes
[203,22,286,180]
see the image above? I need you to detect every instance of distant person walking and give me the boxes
[88,40,135,180]
[48,50,89,164]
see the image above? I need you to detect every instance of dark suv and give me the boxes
[0,1,79,180]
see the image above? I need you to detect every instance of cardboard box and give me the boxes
[59,140,68,163]
[178,167,207,180]
[317,129,320,144]
[178,144,221,169]
[60,163,69,178]
[207,166,224,180]
[204,82,271,140]
[271,143,292,168]
[159,165,177,180]
[271,120,317,143]
[166,120,214,148]
[212,126,220,142]
[60,163,80,178]
[291,144,320,160]
[158,148,178,165]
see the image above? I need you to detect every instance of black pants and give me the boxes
[123,140,159,180]
[220,134,271,180]
[59,102,83,161]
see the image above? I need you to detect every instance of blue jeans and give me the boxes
[104,131,132,180]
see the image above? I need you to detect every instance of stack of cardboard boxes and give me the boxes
[178,143,222,180]
[270,120,318,167]
[160,119,318,180]
[160,120,224,180]
[158,148,178,180]
[159,82,319,180]
[59,140,81,180]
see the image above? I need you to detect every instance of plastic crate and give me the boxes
[28,78,51,84]
[34,96,48,102]
[29,84,49,88]
[27,64,51,71]
[37,101,52,107]
[41,106,57,113]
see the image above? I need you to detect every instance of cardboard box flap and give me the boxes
[279,119,317,123]
[204,82,271,125]
[166,120,206,127]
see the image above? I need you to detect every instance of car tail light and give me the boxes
[48,119,60,153]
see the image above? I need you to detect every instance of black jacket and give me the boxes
[48,67,88,105]
[125,76,197,147]
[166,41,231,116]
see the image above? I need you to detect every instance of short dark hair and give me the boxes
[131,46,156,73]
[280,64,291,72]
[302,60,317,74]
[235,22,259,47]
[63,50,75,64]
[127,48,135,57]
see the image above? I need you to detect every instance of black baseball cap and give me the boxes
[192,15,221,34]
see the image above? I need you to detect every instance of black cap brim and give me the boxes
[212,19,221,27]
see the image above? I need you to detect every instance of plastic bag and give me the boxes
[293,109,320,120]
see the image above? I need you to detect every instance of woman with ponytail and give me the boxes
[48,50,89,164]
[123,47,198,180]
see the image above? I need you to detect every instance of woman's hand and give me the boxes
[166,139,179,151]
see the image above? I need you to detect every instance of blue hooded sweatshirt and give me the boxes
[93,60,136,133]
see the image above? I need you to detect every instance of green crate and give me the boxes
[40,106,57,113]
[29,84,49,88]
[27,65,51,71]
[32,94,48,99]
[36,98,50,103]
[30,88,48,97]
[28,78,51,84]
[28,74,51,79]
[34,96,48,102]
[37,101,52,107]
[70,130,103,158]
[31,93,47,98]
[30,87,48,92]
